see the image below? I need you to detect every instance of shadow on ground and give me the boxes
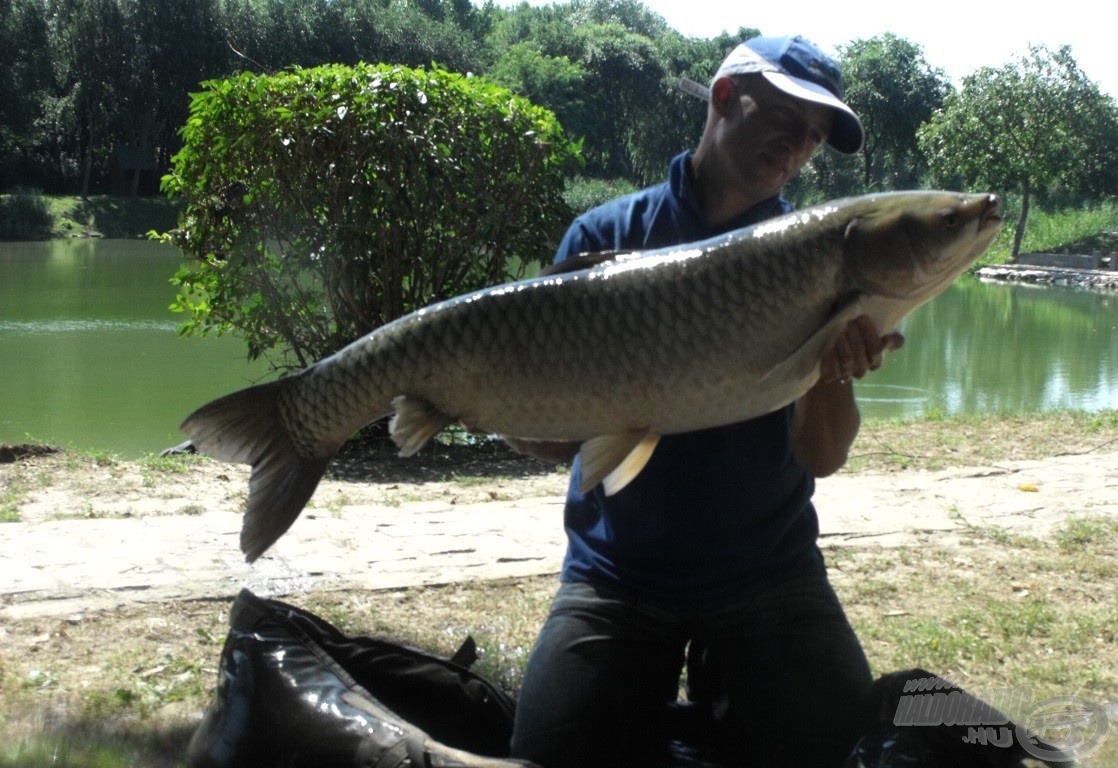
[327,435,562,484]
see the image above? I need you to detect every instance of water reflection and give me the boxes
[0,318,179,333]
[858,279,1117,418]
[0,240,1115,456]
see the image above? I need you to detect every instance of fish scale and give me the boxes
[181,190,1003,561]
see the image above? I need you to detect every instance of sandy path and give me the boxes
[3,449,1115,620]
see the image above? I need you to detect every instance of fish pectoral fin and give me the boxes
[389,396,455,456]
[577,431,661,496]
[759,300,866,390]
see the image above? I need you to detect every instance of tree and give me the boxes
[566,0,670,39]
[218,0,482,76]
[629,31,745,187]
[919,45,1118,259]
[0,0,53,189]
[52,0,131,197]
[838,34,951,189]
[485,2,671,182]
[486,41,591,145]
[138,0,227,180]
[163,63,580,371]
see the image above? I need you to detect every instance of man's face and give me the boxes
[716,75,834,201]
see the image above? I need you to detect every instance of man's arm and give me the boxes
[792,316,904,477]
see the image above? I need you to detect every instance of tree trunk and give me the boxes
[80,118,94,201]
[1011,180,1031,262]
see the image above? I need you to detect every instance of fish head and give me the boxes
[843,191,1003,300]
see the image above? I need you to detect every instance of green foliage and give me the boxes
[785,149,864,205]
[564,176,638,215]
[0,736,134,768]
[838,34,951,189]
[220,0,482,74]
[485,0,712,184]
[162,62,579,370]
[0,0,52,164]
[1015,200,1118,256]
[918,45,1118,258]
[0,190,52,239]
[486,42,590,145]
[5,0,1118,210]
[921,45,1115,195]
[630,31,744,186]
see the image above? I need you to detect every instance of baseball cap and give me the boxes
[679,35,865,154]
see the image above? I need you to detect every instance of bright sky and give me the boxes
[487,0,1117,99]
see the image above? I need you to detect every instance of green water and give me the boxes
[0,239,273,456]
[1,239,1115,457]
[857,277,1117,417]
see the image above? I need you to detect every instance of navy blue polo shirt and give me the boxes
[557,151,824,604]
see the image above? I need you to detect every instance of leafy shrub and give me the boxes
[0,189,52,239]
[161,63,580,370]
[563,176,637,216]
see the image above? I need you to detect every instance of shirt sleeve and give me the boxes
[554,217,604,265]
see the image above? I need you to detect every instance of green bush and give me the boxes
[161,62,580,370]
[0,189,52,239]
[563,176,638,216]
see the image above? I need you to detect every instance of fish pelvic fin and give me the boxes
[180,379,337,563]
[577,431,661,496]
[389,395,455,456]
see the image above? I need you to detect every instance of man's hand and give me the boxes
[794,315,904,477]
[819,315,905,385]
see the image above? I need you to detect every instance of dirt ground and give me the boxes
[2,415,1117,766]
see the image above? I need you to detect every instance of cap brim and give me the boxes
[760,71,864,154]
[677,74,864,155]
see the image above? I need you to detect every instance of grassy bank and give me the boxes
[1,410,1116,767]
[0,192,181,240]
[976,198,1118,266]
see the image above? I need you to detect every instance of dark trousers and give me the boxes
[510,573,872,768]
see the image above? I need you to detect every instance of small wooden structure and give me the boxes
[108,144,159,196]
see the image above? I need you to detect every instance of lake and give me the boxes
[1,239,273,456]
[1,239,1115,458]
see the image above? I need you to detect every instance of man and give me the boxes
[508,36,903,768]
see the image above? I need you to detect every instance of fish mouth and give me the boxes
[978,193,1003,230]
[965,193,1004,258]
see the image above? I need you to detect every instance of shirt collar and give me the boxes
[670,150,791,235]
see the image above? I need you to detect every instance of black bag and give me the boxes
[845,668,1072,768]
[189,592,1074,768]
[187,588,536,768]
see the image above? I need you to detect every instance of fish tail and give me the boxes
[181,378,334,563]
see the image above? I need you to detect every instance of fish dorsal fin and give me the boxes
[577,431,661,495]
[389,395,455,456]
[538,249,627,277]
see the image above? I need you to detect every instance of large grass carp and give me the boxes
[182,190,1002,561]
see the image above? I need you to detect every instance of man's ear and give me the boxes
[710,77,735,115]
